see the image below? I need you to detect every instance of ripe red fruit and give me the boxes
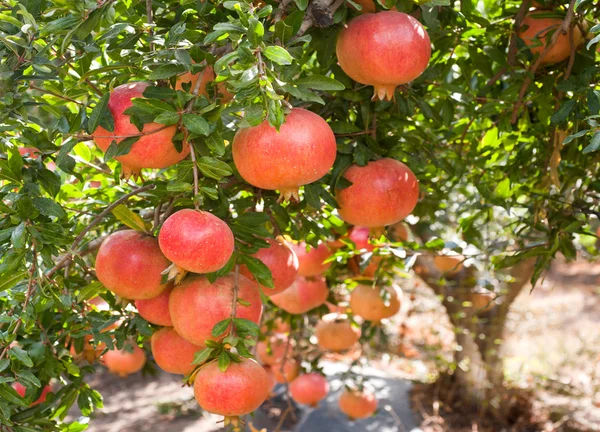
[289,373,329,407]
[272,358,301,384]
[290,242,332,277]
[256,336,288,366]
[469,291,495,313]
[240,238,299,296]
[91,82,189,179]
[232,108,337,200]
[151,327,200,375]
[176,66,233,102]
[96,230,170,300]
[270,276,329,314]
[135,285,173,326]
[339,389,378,420]
[265,366,277,394]
[169,274,262,346]
[158,209,234,275]
[336,11,431,100]
[336,159,419,228]
[315,313,360,352]
[101,343,147,377]
[350,284,401,322]
[194,358,269,417]
[348,256,381,279]
[18,147,41,158]
[13,383,51,406]
[519,12,583,66]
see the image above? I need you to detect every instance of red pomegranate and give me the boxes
[350,284,401,322]
[151,327,200,375]
[351,0,376,14]
[336,159,419,228]
[339,389,378,420]
[13,382,52,406]
[315,313,360,352]
[265,366,277,394]
[336,11,431,100]
[91,82,189,179]
[169,274,263,346]
[96,230,170,300]
[519,12,583,65]
[101,343,147,377]
[232,108,337,200]
[256,336,288,366]
[135,285,173,326]
[18,147,41,158]
[193,358,269,417]
[176,65,233,102]
[240,238,299,296]
[272,358,301,384]
[270,276,329,314]
[158,209,234,275]
[290,242,332,277]
[289,373,329,407]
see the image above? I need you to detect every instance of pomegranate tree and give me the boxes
[193,358,270,418]
[240,238,299,296]
[336,11,431,100]
[91,82,189,179]
[232,108,337,200]
[158,209,234,277]
[290,241,332,277]
[336,158,419,228]
[338,389,378,420]
[350,284,401,322]
[315,313,360,352]
[289,373,329,407]
[135,285,173,326]
[151,327,200,375]
[95,230,170,300]
[101,343,147,377]
[169,274,262,346]
[269,276,329,314]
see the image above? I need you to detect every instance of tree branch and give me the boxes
[507,0,531,67]
[146,0,154,51]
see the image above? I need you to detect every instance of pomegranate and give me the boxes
[70,322,118,363]
[290,242,332,277]
[18,147,41,158]
[433,255,464,275]
[272,358,300,384]
[169,274,262,346]
[336,11,431,100]
[289,373,329,407]
[315,313,360,352]
[96,230,170,300]
[240,238,299,296]
[348,255,381,279]
[351,0,376,14]
[232,108,337,200]
[270,276,329,314]
[176,65,233,102]
[336,159,419,228]
[158,209,234,275]
[193,358,269,417]
[350,284,401,322]
[387,221,410,242]
[519,12,583,65]
[91,82,189,179]
[151,327,200,375]
[135,285,173,326]
[256,336,288,366]
[265,366,277,394]
[13,383,52,406]
[469,291,495,313]
[101,343,147,377]
[339,389,378,420]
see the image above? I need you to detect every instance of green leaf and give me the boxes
[0,384,28,407]
[111,205,149,233]
[211,318,231,337]
[148,64,186,80]
[0,271,27,293]
[197,157,233,180]
[562,129,589,145]
[550,100,576,124]
[583,131,600,154]
[182,114,210,135]
[192,348,213,365]
[263,46,293,65]
[233,318,260,337]
[88,93,114,133]
[32,197,66,219]
[248,18,264,46]
[154,111,180,125]
[296,75,345,91]
[218,351,231,372]
[9,347,33,367]
[237,254,274,288]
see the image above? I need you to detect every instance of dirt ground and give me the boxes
[73,257,600,432]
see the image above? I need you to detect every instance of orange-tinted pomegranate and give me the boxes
[336,159,419,228]
[158,209,234,275]
[92,82,189,179]
[339,389,378,419]
[336,12,431,100]
[95,230,170,300]
[350,284,401,322]
[151,327,200,375]
[290,241,332,277]
[169,274,262,346]
[256,336,288,366]
[272,358,301,384]
[240,238,299,296]
[270,276,329,314]
[101,343,147,377]
[315,313,360,352]
[289,373,329,407]
[176,65,233,102]
[135,285,173,326]
[232,108,337,200]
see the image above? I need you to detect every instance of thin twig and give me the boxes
[46,184,156,277]
[153,201,163,231]
[85,78,103,97]
[146,0,154,51]
[29,84,85,106]
[507,0,531,66]
[274,0,293,22]
[335,130,374,137]
[79,124,172,140]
